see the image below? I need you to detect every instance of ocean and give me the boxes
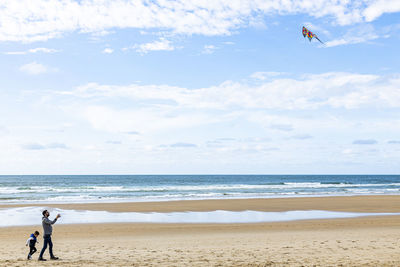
[1,175,399,204]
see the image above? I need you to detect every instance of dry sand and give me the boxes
[1,196,400,266]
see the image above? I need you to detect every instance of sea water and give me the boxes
[0,175,399,204]
[1,206,399,227]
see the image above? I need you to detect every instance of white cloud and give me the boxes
[342,148,356,155]
[66,72,400,111]
[353,139,378,145]
[102,48,114,54]
[19,62,49,75]
[269,123,293,132]
[363,0,400,22]
[0,1,398,42]
[132,38,174,54]
[82,105,219,134]
[28,47,59,53]
[4,51,26,55]
[170,143,197,148]
[202,45,218,54]
[325,25,385,47]
[47,142,68,149]
[250,72,285,80]
[0,126,7,135]
[5,47,59,55]
[291,134,313,140]
[53,71,400,139]
[21,142,68,150]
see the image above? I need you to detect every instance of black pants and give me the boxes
[29,246,37,256]
[39,235,54,258]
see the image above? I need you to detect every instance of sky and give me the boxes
[0,0,400,174]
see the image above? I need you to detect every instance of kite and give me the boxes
[302,26,324,44]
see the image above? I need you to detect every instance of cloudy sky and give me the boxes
[1,0,400,174]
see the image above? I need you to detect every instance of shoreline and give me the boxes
[1,195,400,213]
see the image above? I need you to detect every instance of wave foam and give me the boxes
[2,183,400,194]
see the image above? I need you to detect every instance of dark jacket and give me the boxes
[42,216,57,236]
[26,233,37,247]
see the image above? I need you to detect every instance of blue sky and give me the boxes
[0,0,400,174]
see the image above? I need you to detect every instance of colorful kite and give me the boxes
[302,26,324,44]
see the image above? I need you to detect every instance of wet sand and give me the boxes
[2,195,400,213]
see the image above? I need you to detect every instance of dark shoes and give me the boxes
[38,256,59,261]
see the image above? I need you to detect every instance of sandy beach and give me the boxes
[1,196,400,266]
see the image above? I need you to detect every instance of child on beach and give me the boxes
[26,231,40,260]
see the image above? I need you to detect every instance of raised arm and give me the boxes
[42,217,58,225]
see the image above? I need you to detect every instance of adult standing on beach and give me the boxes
[38,210,61,261]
